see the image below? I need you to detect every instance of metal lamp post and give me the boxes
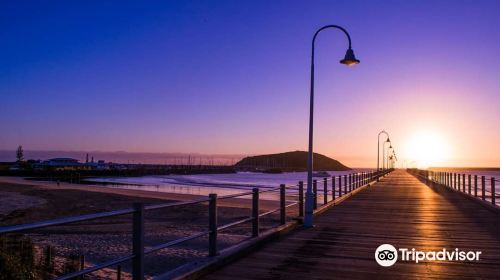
[304,25,360,228]
[377,131,389,171]
[383,139,391,170]
[387,145,393,170]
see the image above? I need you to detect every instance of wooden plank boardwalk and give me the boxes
[202,170,500,279]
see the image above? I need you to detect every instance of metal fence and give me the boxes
[0,169,391,280]
[408,169,499,207]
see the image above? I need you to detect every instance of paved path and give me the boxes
[203,170,500,279]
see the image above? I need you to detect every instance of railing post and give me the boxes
[454,173,457,190]
[474,175,478,197]
[313,180,318,210]
[132,203,144,280]
[252,188,259,237]
[323,178,328,204]
[332,176,336,200]
[491,178,495,205]
[468,174,471,195]
[338,176,342,197]
[298,181,304,217]
[462,174,465,192]
[457,174,461,192]
[79,255,85,280]
[208,193,217,257]
[343,175,347,195]
[481,176,486,201]
[280,184,286,225]
[117,265,122,280]
[349,174,352,192]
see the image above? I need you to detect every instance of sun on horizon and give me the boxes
[402,129,452,169]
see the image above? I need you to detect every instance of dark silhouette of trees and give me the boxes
[16,145,24,163]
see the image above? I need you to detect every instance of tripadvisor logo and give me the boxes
[375,244,482,267]
[375,244,398,267]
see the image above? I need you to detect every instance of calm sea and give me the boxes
[88,169,499,199]
[87,169,372,198]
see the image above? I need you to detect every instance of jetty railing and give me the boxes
[0,169,391,280]
[408,169,499,207]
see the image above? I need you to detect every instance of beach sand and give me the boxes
[0,177,293,279]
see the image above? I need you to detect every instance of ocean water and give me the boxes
[87,169,372,198]
[87,169,499,201]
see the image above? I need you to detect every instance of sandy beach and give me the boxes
[0,176,290,279]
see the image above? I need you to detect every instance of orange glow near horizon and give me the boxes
[401,130,453,169]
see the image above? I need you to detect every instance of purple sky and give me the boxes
[1,1,499,167]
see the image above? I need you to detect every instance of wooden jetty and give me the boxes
[203,170,500,279]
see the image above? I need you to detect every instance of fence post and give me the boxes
[332,176,336,200]
[298,181,304,217]
[280,184,286,225]
[349,174,352,192]
[323,178,328,204]
[338,176,342,197]
[117,265,122,280]
[252,188,259,237]
[313,180,317,210]
[208,193,217,257]
[474,175,478,197]
[468,174,471,195]
[79,255,85,280]
[491,178,495,205]
[132,203,144,280]
[343,175,347,195]
[481,176,486,200]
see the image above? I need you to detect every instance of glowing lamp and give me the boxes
[340,48,360,66]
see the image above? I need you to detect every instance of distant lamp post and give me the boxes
[304,25,359,228]
[377,131,389,171]
[386,143,394,168]
[387,145,393,169]
[383,138,391,170]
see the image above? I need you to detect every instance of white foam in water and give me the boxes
[87,169,372,198]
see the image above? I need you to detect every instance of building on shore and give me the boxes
[37,158,91,171]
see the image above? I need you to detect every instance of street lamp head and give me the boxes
[340,48,360,66]
[386,138,391,143]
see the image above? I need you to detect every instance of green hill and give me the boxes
[235,151,351,172]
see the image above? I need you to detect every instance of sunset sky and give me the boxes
[1,0,499,168]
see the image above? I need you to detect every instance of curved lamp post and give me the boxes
[386,145,393,169]
[304,25,360,228]
[377,130,389,171]
[391,150,397,169]
[383,139,391,170]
